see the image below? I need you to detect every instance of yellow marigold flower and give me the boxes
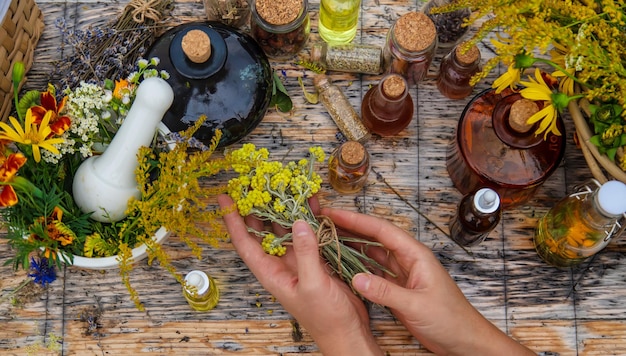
[0,109,64,162]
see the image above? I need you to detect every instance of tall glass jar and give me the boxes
[436,42,481,99]
[383,12,437,86]
[250,0,310,59]
[204,0,251,29]
[446,88,565,208]
[534,180,626,268]
[318,0,361,44]
[361,73,414,136]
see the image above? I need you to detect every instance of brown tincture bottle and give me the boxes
[361,73,414,136]
[449,188,501,247]
[436,42,481,99]
[328,141,370,194]
[446,89,565,208]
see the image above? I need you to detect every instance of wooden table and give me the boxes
[2,0,626,355]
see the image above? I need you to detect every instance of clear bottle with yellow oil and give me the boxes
[183,270,220,311]
[318,0,361,44]
[534,180,626,268]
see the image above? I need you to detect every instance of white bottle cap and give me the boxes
[597,180,626,216]
[184,270,210,295]
[473,188,500,214]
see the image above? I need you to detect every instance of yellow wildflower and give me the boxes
[519,68,563,139]
[492,64,522,94]
[0,109,64,162]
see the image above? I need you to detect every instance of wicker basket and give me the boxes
[569,99,626,184]
[0,0,44,122]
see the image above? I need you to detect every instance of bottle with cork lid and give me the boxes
[448,187,501,247]
[383,11,438,86]
[313,74,371,143]
[183,270,220,311]
[250,0,310,59]
[310,42,383,75]
[446,89,565,208]
[328,141,370,194]
[361,73,414,136]
[534,179,626,268]
[436,41,482,99]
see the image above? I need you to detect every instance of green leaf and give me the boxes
[270,72,292,112]
[607,147,618,161]
[298,77,319,104]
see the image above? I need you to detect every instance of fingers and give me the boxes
[292,220,326,287]
[352,273,412,310]
[217,194,267,266]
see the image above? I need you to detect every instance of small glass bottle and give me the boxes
[313,74,371,143]
[446,89,565,208]
[250,0,310,59]
[328,141,370,194]
[310,42,383,75]
[318,0,361,44]
[436,42,481,100]
[183,270,220,311]
[534,180,626,268]
[361,73,414,136]
[204,0,251,29]
[449,188,501,247]
[384,12,437,86]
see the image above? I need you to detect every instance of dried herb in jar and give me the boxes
[250,0,311,59]
[204,0,251,29]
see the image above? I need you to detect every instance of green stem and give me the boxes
[534,58,589,88]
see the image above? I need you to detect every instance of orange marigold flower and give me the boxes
[30,88,71,136]
[113,79,133,100]
[0,152,27,207]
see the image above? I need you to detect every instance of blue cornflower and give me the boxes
[28,257,57,286]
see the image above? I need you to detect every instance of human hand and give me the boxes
[322,207,535,356]
[218,194,383,356]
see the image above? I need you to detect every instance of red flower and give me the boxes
[30,90,71,136]
[0,152,27,207]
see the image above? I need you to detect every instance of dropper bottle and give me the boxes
[183,270,220,311]
[449,188,501,247]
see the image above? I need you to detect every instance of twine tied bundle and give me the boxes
[126,0,164,24]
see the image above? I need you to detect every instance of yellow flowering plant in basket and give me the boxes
[434,1,626,172]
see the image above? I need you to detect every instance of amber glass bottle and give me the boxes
[449,188,501,247]
[446,89,565,208]
[534,180,626,268]
[436,42,481,99]
[361,74,414,136]
[328,141,370,194]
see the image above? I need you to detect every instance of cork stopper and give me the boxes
[455,43,480,65]
[313,74,330,90]
[341,141,366,166]
[256,0,302,25]
[508,99,539,133]
[181,30,212,63]
[382,74,406,99]
[393,12,436,52]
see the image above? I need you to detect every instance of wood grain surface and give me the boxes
[1,0,626,355]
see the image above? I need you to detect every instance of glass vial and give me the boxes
[436,42,481,99]
[250,0,310,59]
[534,180,626,268]
[328,141,370,194]
[204,0,251,29]
[449,188,501,247]
[183,270,220,311]
[310,42,383,75]
[446,89,565,208]
[318,0,361,44]
[361,73,414,136]
[384,12,437,86]
[313,74,371,143]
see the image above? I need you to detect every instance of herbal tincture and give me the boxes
[384,12,437,86]
[318,0,361,44]
[436,42,481,99]
[250,0,310,59]
[361,73,414,136]
[310,42,383,75]
[183,270,220,311]
[328,141,370,194]
[313,74,371,143]
[449,188,501,247]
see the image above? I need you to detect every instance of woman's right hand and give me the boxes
[322,207,535,356]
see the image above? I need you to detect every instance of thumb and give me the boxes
[352,273,412,310]
[292,220,325,284]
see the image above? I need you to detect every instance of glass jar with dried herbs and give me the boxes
[250,0,310,59]
[204,0,251,29]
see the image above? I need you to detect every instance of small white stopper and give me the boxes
[184,270,210,295]
[597,180,626,217]
[473,188,500,214]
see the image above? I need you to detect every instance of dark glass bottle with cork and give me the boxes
[436,42,481,99]
[361,73,414,136]
[250,0,310,59]
[328,141,370,194]
[449,188,501,247]
[383,12,437,86]
[446,89,565,208]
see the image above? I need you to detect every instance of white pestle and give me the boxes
[72,77,174,222]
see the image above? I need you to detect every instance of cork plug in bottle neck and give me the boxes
[508,99,539,134]
[181,29,212,64]
[382,74,407,99]
[313,74,331,91]
[340,141,367,166]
